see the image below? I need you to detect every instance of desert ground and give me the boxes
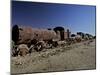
[11,39,96,74]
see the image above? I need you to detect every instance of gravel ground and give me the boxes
[11,40,96,74]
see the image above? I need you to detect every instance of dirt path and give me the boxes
[11,40,96,74]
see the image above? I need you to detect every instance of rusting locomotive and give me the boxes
[12,25,71,56]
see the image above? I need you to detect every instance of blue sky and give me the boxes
[12,1,96,35]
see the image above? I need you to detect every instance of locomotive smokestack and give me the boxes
[67,29,70,39]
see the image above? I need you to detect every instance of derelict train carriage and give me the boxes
[12,25,94,57]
